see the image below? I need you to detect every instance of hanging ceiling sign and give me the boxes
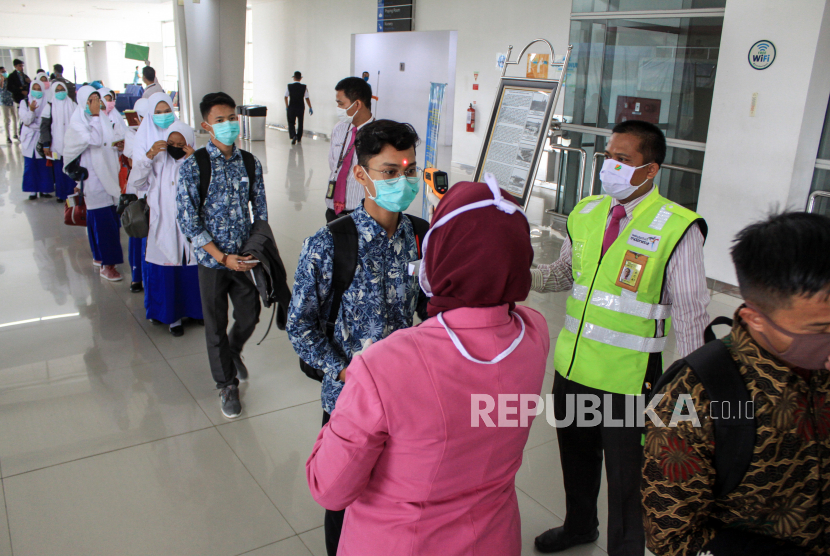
[378,0,413,32]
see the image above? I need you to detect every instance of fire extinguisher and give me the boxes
[466,103,476,132]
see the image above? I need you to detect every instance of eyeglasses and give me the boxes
[364,166,422,183]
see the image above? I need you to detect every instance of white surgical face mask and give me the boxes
[599,158,652,200]
[336,100,357,124]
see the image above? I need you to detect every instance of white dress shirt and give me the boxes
[326,118,373,212]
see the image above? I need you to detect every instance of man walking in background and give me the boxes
[6,59,30,106]
[141,67,163,99]
[285,71,312,145]
[0,66,18,143]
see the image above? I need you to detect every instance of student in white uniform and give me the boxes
[40,82,77,202]
[63,85,124,281]
[122,97,150,293]
[19,80,54,199]
[130,120,203,336]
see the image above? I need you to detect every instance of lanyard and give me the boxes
[334,118,375,174]
[437,311,526,365]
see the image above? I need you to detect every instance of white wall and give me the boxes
[697,0,830,284]
[251,0,571,165]
[44,45,72,74]
[353,30,457,169]
[85,42,111,86]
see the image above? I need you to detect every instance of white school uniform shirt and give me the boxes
[131,121,196,266]
[18,82,47,158]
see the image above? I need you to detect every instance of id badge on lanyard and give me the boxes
[327,125,354,200]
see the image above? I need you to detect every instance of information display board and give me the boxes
[474,78,558,206]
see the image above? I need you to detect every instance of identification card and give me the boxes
[616,250,648,292]
[326,180,336,200]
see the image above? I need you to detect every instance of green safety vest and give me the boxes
[553,189,706,395]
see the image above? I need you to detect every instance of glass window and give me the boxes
[809,97,830,217]
[564,17,722,143]
[555,131,704,214]
[573,0,726,12]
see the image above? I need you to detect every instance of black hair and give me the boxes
[355,119,419,167]
[335,77,372,111]
[13,59,22,67]
[611,120,667,166]
[53,64,63,74]
[36,69,44,74]
[0,67,4,72]
[731,211,830,312]
[200,91,236,120]
[142,66,155,82]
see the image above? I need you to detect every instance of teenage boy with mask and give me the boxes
[287,119,426,556]
[531,120,709,555]
[324,76,373,223]
[643,211,830,556]
[176,92,267,419]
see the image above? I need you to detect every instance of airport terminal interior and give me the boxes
[1,0,830,555]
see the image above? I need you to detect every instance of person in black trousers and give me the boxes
[285,71,312,145]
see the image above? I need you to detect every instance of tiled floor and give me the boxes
[0,129,738,555]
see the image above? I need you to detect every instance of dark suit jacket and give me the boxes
[6,70,30,104]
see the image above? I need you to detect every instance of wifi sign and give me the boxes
[748,40,776,70]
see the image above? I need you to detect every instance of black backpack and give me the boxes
[298,213,430,382]
[193,147,258,211]
[653,317,756,499]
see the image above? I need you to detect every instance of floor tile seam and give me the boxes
[0,424,216,480]
[157,357,216,425]
[1,481,13,556]
[214,427,300,538]
[298,528,323,555]
[234,535,305,556]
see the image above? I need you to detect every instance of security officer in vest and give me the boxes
[531,120,709,555]
[285,71,313,145]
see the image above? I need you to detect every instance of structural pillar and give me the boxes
[173,0,247,127]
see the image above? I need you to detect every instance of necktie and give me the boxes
[602,205,627,256]
[333,126,358,214]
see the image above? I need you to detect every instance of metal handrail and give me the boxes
[587,152,703,197]
[807,190,830,213]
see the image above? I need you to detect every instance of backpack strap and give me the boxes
[325,215,359,340]
[684,340,755,499]
[405,214,429,257]
[239,149,258,204]
[193,147,211,212]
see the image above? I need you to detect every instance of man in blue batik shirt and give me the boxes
[177,91,268,420]
[286,120,426,556]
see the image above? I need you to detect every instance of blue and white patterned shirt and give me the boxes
[176,141,268,269]
[287,202,422,414]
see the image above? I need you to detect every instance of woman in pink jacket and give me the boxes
[306,174,550,556]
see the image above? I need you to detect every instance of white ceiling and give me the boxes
[0,0,172,44]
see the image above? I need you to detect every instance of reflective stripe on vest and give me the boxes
[554,189,705,395]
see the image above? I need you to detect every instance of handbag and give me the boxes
[121,197,149,238]
[64,179,87,227]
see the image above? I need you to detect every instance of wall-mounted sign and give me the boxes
[378,0,413,32]
[748,40,776,70]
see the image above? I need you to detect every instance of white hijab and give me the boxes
[133,92,177,160]
[49,82,77,158]
[63,85,121,197]
[123,98,150,159]
[145,120,196,266]
[26,81,47,119]
[34,72,51,102]
[98,87,127,142]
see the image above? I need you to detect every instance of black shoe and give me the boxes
[28,194,37,200]
[130,281,143,293]
[5,138,11,144]
[291,138,297,145]
[534,527,599,553]
[169,324,184,337]
[296,138,301,143]
[233,353,249,382]
[219,385,241,419]
[56,197,64,203]
[40,193,52,198]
